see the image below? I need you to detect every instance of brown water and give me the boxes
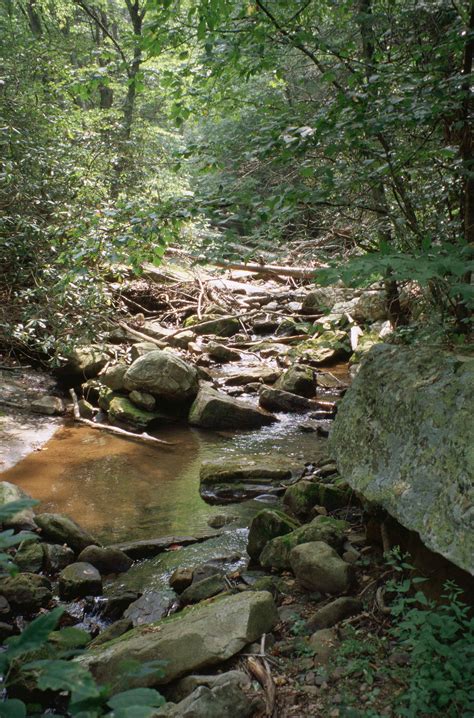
[1,413,330,544]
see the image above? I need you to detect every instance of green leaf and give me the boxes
[107,688,165,710]
[25,660,97,695]
[5,607,64,659]
[0,499,38,523]
[0,700,27,718]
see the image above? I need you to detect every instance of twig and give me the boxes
[69,389,174,448]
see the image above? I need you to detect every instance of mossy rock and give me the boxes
[259,516,347,571]
[108,397,166,428]
[283,480,352,518]
[289,330,352,365]
[247,509,299,561]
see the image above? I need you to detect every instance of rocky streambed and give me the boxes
[1,265,472,717]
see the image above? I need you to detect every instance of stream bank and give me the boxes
[1,263,472,717]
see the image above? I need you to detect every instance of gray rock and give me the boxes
[58,562,103,600]
[124,350,199,401]
[31,395,65,416]
[78,398,95,419]
[154,683,254,718]
[77,545,132,574]
[0,481,36,531]
[124,591,173,626]
[111,532,221,561]
[207,342,241,363]
[128,390,156,411]
[306,597,362,631]
[222,366,280,386]
[0,573,52,612]
[130,341,159,361]
[259,516,347,571]
[171,330,195,349]
[302,288,352,314]
[290,541,355,594]
[188,315,240,337]
[200,457,295,486]
[275,365,316,397]
[189,388,277,429]
[56,346,109,383]
[179,574,225,605]
[168,669,251,702]
[329,344,474,575]
[309,627,339,667]
[101,590,141,620]
[283,480,352,519]
[247,509,299,561]
[100,363,128,391]
[43,543,75,572]
[35,513,98,554]
[259,386,316,413]
[77,591,278,689]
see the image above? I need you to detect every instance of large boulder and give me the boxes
[34,513,98,554]
[0,482,36,531]
[290,541,355,594]
[259,516,346,570]
[124,350,199,402]
[247,509,299,561]
[275,365,316,397]
[189,388,276,429]
[77,591,278,689]
[329,345,474,575]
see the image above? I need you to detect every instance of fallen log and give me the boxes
[69,389,174,448]
[214,260,326,279]
[116,321,168,348]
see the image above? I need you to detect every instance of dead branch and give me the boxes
[69,389,174,448]
[213,260,326,279]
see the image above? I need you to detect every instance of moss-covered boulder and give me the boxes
[329,344,474,575]
[283,480,352,519]
[124,350,199,402]
[100,363,128,391]
[108,397,165,428]
[275,364,316,397]
[247,509,299,561]
[290,541,355,594]
[259,516,347,571]
[0,481,36,531]
[76,591,278,689]
[289,331,351,365]
[58,562,103,600]
[35,513,98,554]
[14,541,44,573]
[0,573,52,612]
[189,388,277,430]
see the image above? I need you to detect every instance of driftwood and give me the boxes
[69,389,174,448]
[117,321,168,348]
[247,634,277,717]
[213,260,325,279]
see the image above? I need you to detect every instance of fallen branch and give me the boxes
[116,321,168,348]
[247,636,277,717]
[69,389,174,448]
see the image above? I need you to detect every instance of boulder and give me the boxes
[154,683,254,718]
[31,395,65,416]
[189,388,277,430]
[0,573,52,612]
[100,364,128,391]
[309,627,339,667]
[43,543,75,573]
[128,390,156,411]
[329,344,474,575]
[333,290,387,323]
[34,513,98,554]
[306,597,362,631]
[302,288,352,314]
[290,331,351,365]
[58,562,103,600]
[283,480,352,519]
[101,590,141,621]
[56,346,109,384]
[200,458,295,486]
[14,541,44,573]
[259,387,316,413]
[78,398,95,419]
[0,481,36,531]
[221,366,280,386]
[186,315,240,337]
[259,516,346,571]
[90,619,133,647]
[124,591,174,626]
[130,342,159,361]
[168,670,251,703]
[290,541,355,594]
[275,365,316,397]
[108,396,165,428]
[124,350,199,402]
[207,343,241,363]
[247,509,299,561]
[77,545,132,574]
[77,591,278,689]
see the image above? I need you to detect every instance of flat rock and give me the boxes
[77,545,132,574]
[329,344,474,575]
[189,388,277,429]
[200,457,295,485]
[259,387,317,413]
[221,366,280,386]
[77,591,278,689]
[110,532,221,560]
[35,513,98,554]
[179,574,225,605]
[124,591,174,626]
